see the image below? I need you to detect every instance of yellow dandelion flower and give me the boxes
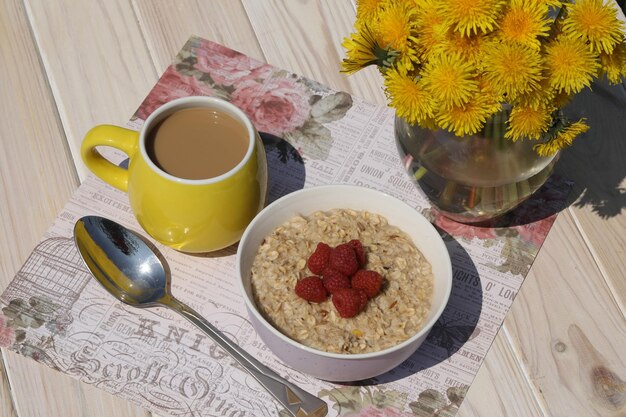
[416,24,449,60]
[421,52,478,108]
[525,0,564,9]
[562,0,624,54]
[515,76,556,107]
[356,0,382,27]
[483,41,543,100]
[505,103,554,141]
[476,75,503,102]
[553,90,573,108]
[412,0,440,9]
[498,0,552,49]
[534,119,589,156]
[384,68,436,124]
[373,0,419,72]
[474,76,505,120]
[438,0,506,36]
[414,0,445,25]
[419,116,440,131]
[445,31,489,67]
[414,2,449,60]
[341,25,394,74]
[436,94,494,136]
[545,36,599,94]
[599,40,626,84]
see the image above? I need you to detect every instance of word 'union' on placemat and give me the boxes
[0,36,571,417]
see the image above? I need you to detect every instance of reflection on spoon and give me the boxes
[74,216,328,417]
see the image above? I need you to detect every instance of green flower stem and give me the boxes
[517,178,531,201]
[441,181,457,207]
[494,183,505,211]
[483,114,494,140]
[503,182,519,211]
[375,45,399,69]
[413,166,428,181]
[500,108,512,150]
[479,186,495,214]
[466,186,478,209]
[492,111,504,150]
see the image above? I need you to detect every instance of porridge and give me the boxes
[250,209,434,354]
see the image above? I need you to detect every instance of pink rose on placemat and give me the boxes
[432,210,497,241]
[348,405,413,417]
[232,78,310,135]
[513,218,555,247]
[134,67,214,120]
[194,42,274,86]
[0,315,15,347]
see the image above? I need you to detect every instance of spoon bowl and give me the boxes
[74,215,327,417]
[74,216,167,306]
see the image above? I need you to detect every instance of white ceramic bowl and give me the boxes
[236,185,452,381]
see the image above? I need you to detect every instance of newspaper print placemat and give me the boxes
[0,37,571,417]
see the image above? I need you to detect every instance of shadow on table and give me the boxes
[347,233,482,386]
[260,132,306,204]
[553,80,626,219]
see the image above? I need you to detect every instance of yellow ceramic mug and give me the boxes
[81,96,267,253]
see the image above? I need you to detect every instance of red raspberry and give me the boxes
[351,270,383,298]
[332,288,368,318]
[294,276,328,303]
[321,268,351,294]
[307,242,331,275]
[329,243,359,276]
[348,239,367,267]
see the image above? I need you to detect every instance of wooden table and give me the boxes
[1,1,625,416]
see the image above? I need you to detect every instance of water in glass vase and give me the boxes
[395,115,559,223]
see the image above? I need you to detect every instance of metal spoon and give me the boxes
[74,215,328,417]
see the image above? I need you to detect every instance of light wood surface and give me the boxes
[1,1,624,416]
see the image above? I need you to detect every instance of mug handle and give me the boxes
[81,125,139,192]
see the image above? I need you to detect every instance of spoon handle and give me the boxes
[166,297,328,417]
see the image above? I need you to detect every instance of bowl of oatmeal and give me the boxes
[236,185,452,381]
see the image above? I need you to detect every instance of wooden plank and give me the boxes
[558,80,626,314]
[4,352,150,417]
[132,0,264,73]
[0,1,77,414]
[24,0,158,180]
[505,213,626,417]
[0,354,17,417]
[0,2,79,413]
[242,0,387,105]
[0,0,157,415]
[0,0,77,282]
[457,332,547,417]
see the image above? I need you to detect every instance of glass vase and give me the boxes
[394,111,559,223]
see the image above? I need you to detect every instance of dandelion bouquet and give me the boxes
[342,0,626,156]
